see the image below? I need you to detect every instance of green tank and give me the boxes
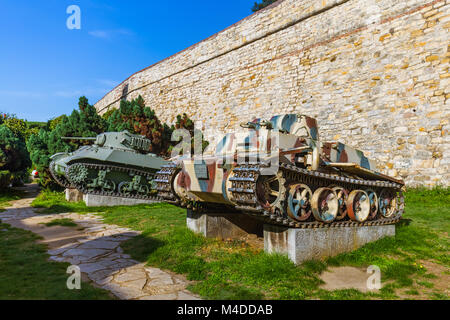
[50,131,168,200]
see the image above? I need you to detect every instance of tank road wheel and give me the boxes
[287,184,313,221]
[347,190,371,222]
[256,172,286,215]
[118,182,130,196]
[332,187,349,221]
[378,189,398,218]
[365,189,379,220]
[102,180,116,193]
[311,188,339,223]
[138,185,149,195]
[86,179,97,192]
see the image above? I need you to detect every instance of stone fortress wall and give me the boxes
[94,0,450,187]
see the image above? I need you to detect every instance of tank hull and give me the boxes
[50,131,168,200]
[156,114,405,228]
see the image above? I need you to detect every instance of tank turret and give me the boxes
[61,131,152,153]
[156,114,405,228]
[50,131,168,200]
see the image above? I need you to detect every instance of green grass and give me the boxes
[32,190,94,214]
[0,222,114,300]
[31,187,449,300]
[43,218,78,228]
[0,189,25,212]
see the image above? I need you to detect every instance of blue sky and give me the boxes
[0,0,256,122]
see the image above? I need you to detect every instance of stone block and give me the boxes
[65,188,84,202]
[264,224,396,265]
[186,210,263,240]
[83,194,158,207]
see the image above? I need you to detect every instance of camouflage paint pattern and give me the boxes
[170,114,400,205]
[322,142,377,170]
[174,158,233,204]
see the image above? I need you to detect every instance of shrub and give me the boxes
[0,171,11,190]
[0,125,31,173]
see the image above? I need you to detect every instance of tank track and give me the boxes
[49,161,73,189]
[66,163,162,201]
[228,163,404,228]
[156,162,404,228]
[154,164,181,203]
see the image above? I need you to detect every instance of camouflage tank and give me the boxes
[156,114,405,228]
[50,131,168,200]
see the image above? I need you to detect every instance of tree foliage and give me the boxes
[26,97,107,188]
[2,117,28,140]
[0,124,31,173]
[251,0,278,12]
[1,113,48,141]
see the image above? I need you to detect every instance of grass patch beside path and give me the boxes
[324,187,449,300]
[0,189,24,212]
[32,188,449,300]
[44,218,78,228]
[0,222,113,300]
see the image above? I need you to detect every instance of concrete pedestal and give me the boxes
[187,210,263,240]
[83,194,158,207]
[65,188,84,202]
[264,224,396,265]
[186,210,396,265]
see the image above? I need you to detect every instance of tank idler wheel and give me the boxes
[332,186,349,221]
[311,188,339,223]
[102,180,116,193]
[365,189,379,220]
[347,190,371,222]
[287,184,313,222]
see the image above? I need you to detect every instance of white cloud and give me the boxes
[54,87,109,98]
[0,90,44,98]
[97,79,120,87]
[88,30,110,39]
[88,29,134,39]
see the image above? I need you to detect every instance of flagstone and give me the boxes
[0,184,200,300]
[77,239,120,250]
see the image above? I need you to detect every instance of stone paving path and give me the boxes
[0,184,200,300]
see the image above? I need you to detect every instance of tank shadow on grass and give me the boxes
[1,212,168,299]
[0,221,114,300]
